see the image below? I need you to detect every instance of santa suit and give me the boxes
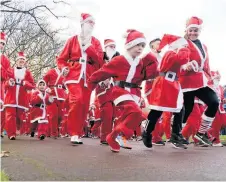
[89,54,157,138]
[182,98,205,141]
[4,67,35,138]
[208,85,226,144]
[91,99,101,137]
[30,90,53,138]
[149,48,190,112]
[0,53,11,133]
[57,35,103,137]
[44,68,66,137]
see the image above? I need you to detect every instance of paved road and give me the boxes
[1,136,226,181]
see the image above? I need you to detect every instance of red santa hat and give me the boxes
[211,70,221,80]
[104,39,116,48]
[123,29,146,50]
[186,16,203,30]
[158,34,188,51]
[36,79,46,88]
[80,13,95,24]
[0,32,6,44]
[16,52,27,61]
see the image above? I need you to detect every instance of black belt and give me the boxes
[49,85,65,89]
[114,81,142,89]
[68,59,93,66]
[15,83,23,86]
[159,72,178,81]
[34,104,45,108]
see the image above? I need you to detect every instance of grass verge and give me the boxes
[1,170,9,181]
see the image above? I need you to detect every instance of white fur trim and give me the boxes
[186,24,201,30]
[38,119,48,124]
[202,114,214,122]
[16,56,26,61]
[36,79,46,87]
[64,80,80,85]
[114,94,135,106]
[4,104,28,110]
[83,43,92,51]
[144,89,152,97]
[80,16,95,24]
[125,38,146,49]
[53,68,65,100]
[148,105,182,113]
[104,42,116,48]
[169,38,188,50]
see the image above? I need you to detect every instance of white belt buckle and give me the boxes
[165,71,176,82]
[58,84,62,89]
[40,104,45,109]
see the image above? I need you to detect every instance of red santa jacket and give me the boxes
[57,35,104,87]
[30,90,53,123]
[43,68,66,100]
[89,53,157,106]
[4,67,35,110]
[179,40,211,92]
[143,52,160,97]
[149,48,190,112]
[0,53,11,105]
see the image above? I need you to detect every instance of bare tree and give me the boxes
[1,2,66,81]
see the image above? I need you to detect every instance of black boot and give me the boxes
[170,133,187,149]
[142,131,152,148]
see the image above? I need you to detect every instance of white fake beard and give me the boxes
[81,23,94,38]
[105,47,116,60]
[213,79,220,87]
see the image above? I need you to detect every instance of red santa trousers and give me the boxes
[67,80,91,136]
[60,115,68,136]
[152,119,164,142]
[5,107,26,137]
[182,104,204,141]
[208,111,226,143]
[1,110,5,133]
[100,101,114,141]
[47,100,64,137]
[91,120,101,137]
[31,121,48,138]
[162,112,172,140]
[109,101,145,140]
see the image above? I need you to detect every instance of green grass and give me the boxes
[1,171,9,181]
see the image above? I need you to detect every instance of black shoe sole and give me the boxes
[40,135,45,140]
[171,142,187,149]
[120,146,132,149]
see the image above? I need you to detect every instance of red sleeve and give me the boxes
[57,38,73,70]
[160,48,190,72]
[43,70,51,85]
[23,71,35,90]
[44,94,53,105]
[141,53,158,80]
[30,92,42,105]
[88,57,119,89]
[85,37,104,68]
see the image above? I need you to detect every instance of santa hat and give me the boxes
[16,52,26,61]
[104,39,116,48]
[123,29,146,50]
[158,34,188,51]
[0,32,6,44]
[36,79,46,87]
[186,16,203,30]
[80,13,95,24]
[211,71,221,80]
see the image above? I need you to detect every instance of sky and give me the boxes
[41,0,226,84]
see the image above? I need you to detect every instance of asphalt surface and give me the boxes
[1,136,226,181]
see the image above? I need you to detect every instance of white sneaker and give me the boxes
[70,135,83,144]
[212,143,223,147]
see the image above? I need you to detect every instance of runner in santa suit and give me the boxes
[0,32,11,138]
[88,29,158,152]
[144,38,165,146]
[4,52,35,140]
[95,39,120,145]
[43,56,66,138]
[142,34,190,149]
[181,97,205,145]
[30,80,54,140]
[174,16,219,146]
[57,13,104,144]
[207,71,226,147]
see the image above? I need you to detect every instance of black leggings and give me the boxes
[182,87,219,123]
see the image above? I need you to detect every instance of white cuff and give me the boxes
[83,43,92,51]
[61,67,68,74]
[49,97,54,103]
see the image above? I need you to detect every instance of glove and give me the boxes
[9,78,15,86]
